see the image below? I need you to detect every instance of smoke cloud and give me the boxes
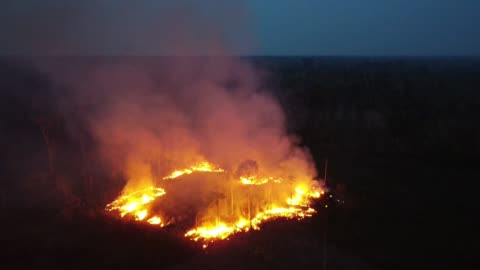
[46,55,317,195]
[2,1,318,221]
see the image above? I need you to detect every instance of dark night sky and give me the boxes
[1,0,479,56]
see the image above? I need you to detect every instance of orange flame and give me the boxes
[106,161,322,243]
[106,186,166,226]
[163,161,224,180]
[184,184,321,241]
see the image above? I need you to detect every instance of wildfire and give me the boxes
[184,185,321,241]
[147,216,163,225]
[184,206,317,241]
[287,186,321,207]
[163,161,224,179]
[106,161,323,244]
[239,176,280,185]
[105,186,166,225]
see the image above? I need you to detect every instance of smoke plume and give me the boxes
[1,2,319,220]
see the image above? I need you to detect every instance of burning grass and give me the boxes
[163,161,225,180]
[106,161,323,244]
[105,186,166,225]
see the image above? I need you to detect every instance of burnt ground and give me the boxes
[1,56,479,269]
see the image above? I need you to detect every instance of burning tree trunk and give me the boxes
[248,185,252,228]
[235,160,259,228]
[229,173,234,216]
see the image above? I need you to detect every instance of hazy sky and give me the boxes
[248,0,480,56]
[1,0,479,55]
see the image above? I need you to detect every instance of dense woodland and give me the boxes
[257,57,480,161]
[265,57,478,269]
[265,57,478,270]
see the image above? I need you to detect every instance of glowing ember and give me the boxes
[163,161,224,179]
[106,161,323,244]
[147,216,163,226]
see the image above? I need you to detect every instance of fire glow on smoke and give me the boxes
[85,56,323,245]
[106,161,323,243]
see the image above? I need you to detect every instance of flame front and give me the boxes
[106,186,166,225]
[184,183,321,241]
[106,161,323,244]
[163,161,224,180]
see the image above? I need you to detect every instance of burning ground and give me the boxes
[105,161,322,243]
